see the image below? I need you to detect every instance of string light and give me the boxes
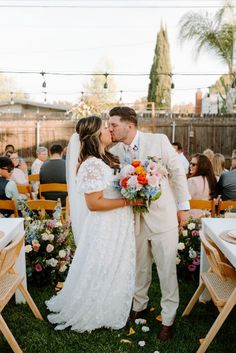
[119,90,123,102]
[10,91,14,105]
[103,73,109,89]
[43,91,47,103]
[40,71,47,89]
[80,91,84,101]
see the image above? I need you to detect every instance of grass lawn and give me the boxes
[1,268,236,353]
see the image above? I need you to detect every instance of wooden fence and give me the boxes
[0,113,235,168]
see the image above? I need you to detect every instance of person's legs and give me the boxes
[151,227,179,326]
[132,218,153,312]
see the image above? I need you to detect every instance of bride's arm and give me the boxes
[85,191,130,211]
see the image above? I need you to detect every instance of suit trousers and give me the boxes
[132,217,179,326]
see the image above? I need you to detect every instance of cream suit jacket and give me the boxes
[110,132,191,235]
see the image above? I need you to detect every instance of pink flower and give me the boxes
[192,257,200,266]
[147,174,160,187]
[188,264,197,272]
[192,230,199,237]
[35,263,42,272]
[127,175,139,187]
[46,244,54,253]
[146,161,158,175]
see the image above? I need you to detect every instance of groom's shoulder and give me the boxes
[141,132,167,142]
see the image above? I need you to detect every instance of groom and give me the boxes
[109,106,190,341]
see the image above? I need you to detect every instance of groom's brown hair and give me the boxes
[109,106,138,126]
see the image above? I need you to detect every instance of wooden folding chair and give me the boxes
[0,200,19,217]
[189,199,215,217]
[28,174,40,182]
[182,231,236,353]
[26,199,58,218]
[17,185,34,200]
[39,183,68,221]
[217,199,236,215]
[0,233,43,353]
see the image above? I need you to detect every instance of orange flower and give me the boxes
[121,177,129,188]
[131,160,141,168]
[135,166,145,174]
[137,174,147,185]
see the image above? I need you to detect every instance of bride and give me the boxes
[46,116,136,332]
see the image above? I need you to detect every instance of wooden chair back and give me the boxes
[39,183,67,198]
[0,200,19,217]
[17,185,34,200]
[28,174,40,182]
[27,199,57,214]
[217,199,236,215]
[0,233,24,279]
[189,199,215,217]
[200,231,236,282]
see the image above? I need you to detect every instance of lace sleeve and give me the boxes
[77,157,110,194]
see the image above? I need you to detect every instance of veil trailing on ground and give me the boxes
[66,132,88,245]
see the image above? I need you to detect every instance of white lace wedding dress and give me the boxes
[46,157,135,332]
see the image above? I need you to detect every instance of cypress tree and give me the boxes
[148,24,172,110]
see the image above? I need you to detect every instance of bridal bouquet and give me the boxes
[115,156,167,213]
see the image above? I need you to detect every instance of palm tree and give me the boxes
[178,1,236,112]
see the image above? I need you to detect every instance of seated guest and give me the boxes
[217,149,236,201]
[7,149,28,178]
[31,146,48,193]
[203,148,214,165]
[40,144,67,206]
[4,144,15,156]
[188,153,217,218]
[9,152,28,185]
[0,157,19,216]
[212,153,228,181]
[172,141,189,174]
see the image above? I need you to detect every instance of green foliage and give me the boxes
[148,25,172,110]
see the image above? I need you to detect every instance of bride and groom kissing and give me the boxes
[46,106,190,341]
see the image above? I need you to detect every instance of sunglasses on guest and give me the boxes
[0,167,14,172]
[190,162,197,167]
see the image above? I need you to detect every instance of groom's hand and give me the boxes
[177,210,188,227]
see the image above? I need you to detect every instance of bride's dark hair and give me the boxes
[77,116,120,170]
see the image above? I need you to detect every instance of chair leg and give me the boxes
[196,290,236,353]
[0,314,23,353]
[18,283,43,320]
[182,282,205,316]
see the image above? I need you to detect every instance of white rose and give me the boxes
[182,230,188,237]
[42,233,49,241]
[48,234,54,242]
[187,222,196,230]
[25,244,32,253]
[177,242,185,250]
[59,264,67,273]
[59,250,66,258]
[46,258,58,267]
[189,248,197,259]
[135,318,147,325]
[176,256,181,265]
[141,326,150,332]
[46,244,54,253]
[138,341,146,347]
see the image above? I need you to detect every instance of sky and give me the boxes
[0,0,231,107]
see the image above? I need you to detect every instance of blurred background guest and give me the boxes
[212,153,228,181]
[217,149,236,201]
[0,156,19,216]
[31,146,48,175]
[202,148,214,165]
[172,141,189,174]
[9,152,28,185]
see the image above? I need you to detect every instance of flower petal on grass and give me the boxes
[156,314,162,322]
[150,307,156,312]
[120,339,132,344]
[127,327,136,336]
[138,341,146,347]
[141,326,150,332]
[135,318,147,325]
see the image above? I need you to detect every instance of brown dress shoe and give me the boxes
[129,307,149,322]
[158,324,173,341]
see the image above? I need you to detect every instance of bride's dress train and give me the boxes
[46,157,135,332]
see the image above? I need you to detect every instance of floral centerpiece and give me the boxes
[177,217,201,280]
[21,202,75,286]
[114,156,167,213]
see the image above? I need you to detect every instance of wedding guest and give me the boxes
[0,156,19,216]
[109,106,190,341]
[172,141,189,174]
[31,146,48,193]
[9,152,28,185]
[212,153,228,181]
[217,149,236,201]
[40,144,67,206]
[4,144,15,156]
[203,148,214,164]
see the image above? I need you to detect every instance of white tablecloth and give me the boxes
[0,218,27,304]
[200,218,236,300]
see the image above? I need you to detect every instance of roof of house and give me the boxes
[0,99,71,112]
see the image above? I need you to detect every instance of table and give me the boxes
[0,218,27,304]
[200,218,236,301]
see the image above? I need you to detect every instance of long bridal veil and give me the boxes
[66,132,88,245]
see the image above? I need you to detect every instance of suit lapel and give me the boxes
[138,132,147,161]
